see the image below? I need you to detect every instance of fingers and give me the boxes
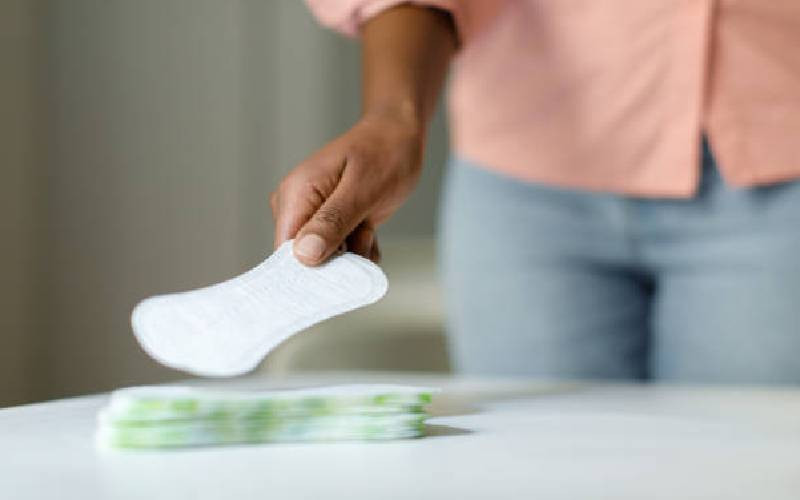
[345,223,380,263]
[271,158,342,251]
[346,222,375,259]
[293,173,369,266]
[269,191,285,250]
[271,190,320,250]
[369,237,381,263]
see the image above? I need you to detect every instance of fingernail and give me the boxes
[294,234,326,261]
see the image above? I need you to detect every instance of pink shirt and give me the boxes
[306,0,800,197]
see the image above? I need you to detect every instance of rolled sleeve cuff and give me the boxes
[305,0,462,39]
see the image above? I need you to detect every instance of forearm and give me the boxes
[360,5,457,132]
[274,5,456,262]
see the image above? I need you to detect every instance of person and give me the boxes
[270,1,800,384]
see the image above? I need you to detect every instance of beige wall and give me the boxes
[0,0,42,406]
[40,0,252,399]
[0,0,447,406]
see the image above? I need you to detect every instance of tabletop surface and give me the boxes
[2,373,799,500]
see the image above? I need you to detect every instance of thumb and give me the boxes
[292,177,366,266]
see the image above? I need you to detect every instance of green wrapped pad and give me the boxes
[97,384,437,449]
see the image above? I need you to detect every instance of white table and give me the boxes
[2,373,799,499]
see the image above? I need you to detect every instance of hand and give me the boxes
[270,109,425,265]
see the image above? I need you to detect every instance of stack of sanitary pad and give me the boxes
[96,384,437,449]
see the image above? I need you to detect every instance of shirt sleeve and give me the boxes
[304,0,463,39]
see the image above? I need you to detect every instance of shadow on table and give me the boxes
[422,380,592,439]
[427,380,586,417]
[424,423,473,438]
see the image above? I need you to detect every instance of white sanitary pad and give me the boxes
[132,240,388,377]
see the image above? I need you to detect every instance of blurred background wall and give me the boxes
[1,0,42,407]
[0,0,449,407]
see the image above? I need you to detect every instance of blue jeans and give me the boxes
[439,140,800,384]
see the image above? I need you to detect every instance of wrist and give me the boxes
[361,97,426,137]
